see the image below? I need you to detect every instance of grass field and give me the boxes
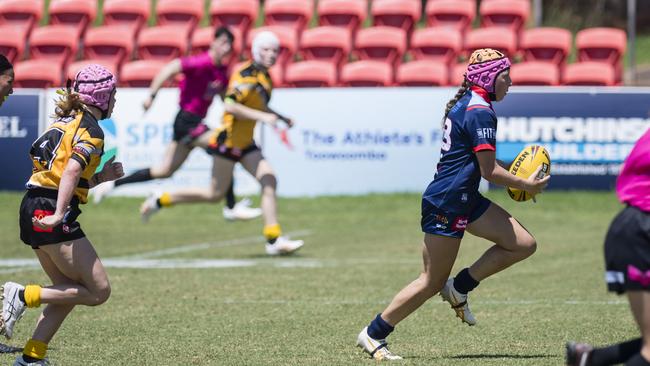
[0,190,638,365]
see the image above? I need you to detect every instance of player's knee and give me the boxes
[88,283,111,306]
[259,173,277,190]
[157,170,174,179]
[517,234,537,258]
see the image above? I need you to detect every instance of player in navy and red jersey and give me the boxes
[356,48,550,360]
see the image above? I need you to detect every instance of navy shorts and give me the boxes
[421,195,492,238]
[605,205,650,294]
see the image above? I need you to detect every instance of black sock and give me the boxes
[114,168,152,187]
[626,353,650,366]
[367,313,394,340]
[453,268,480,294]
[18,290,25,303]
[590,338,642,366]
[225,182,236,209]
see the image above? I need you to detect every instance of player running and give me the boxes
[356,48,550,360]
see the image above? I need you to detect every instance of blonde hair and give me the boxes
[53,88,85,119]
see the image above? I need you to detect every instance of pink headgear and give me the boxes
[465,48,511,94]
[73,64,116,113]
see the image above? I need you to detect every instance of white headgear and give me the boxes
[252,31,280,64]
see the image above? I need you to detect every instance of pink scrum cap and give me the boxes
[73,64,116,112]
[465,48,511,94]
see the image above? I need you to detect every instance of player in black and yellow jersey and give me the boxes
[0,64,124,366]
[140,31,304,256]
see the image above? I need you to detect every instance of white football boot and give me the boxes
[440,278,476,326]
[13,356,49,366]
[92,180,115,204]
[140,194,161,223]
[1,282,26,339]
[265,236,304,256]
[223,198,262,221]
[356,327,402,361]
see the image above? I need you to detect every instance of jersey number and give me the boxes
[31,128,64,170]
[441,118,452,152]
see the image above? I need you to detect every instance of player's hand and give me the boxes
[262,113,279,127]
[279,117,294,128]
[32,212,64,230]
[525,165,550,197]
[142,96,154,112]
[99,156,124,182]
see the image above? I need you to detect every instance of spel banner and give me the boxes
[0,92,42,190]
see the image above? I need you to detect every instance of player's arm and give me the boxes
[223,98,279,126]
[32,159,83,229]
[143,59,182,111]
[476,151,549,195]
[265,106,293,128]
[90,156,124,188]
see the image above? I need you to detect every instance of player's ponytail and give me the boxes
[442,78,470,126]
[54,81,85,118]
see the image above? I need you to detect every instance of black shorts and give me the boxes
[19,188,85,249]
[421,195,492,239]
[205,129,260,162]
[605,205,650,294]
[173,109,209,145]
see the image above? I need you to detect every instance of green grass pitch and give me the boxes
[0,191,637,365]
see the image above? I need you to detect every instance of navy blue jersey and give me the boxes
[423,87,497,212]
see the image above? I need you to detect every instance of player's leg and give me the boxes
[139,155,236,221]
[240,150,302,255]
[624,291,650,365]
[9,237,109,364]
[357,233,461,360]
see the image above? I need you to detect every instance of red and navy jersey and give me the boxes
[423,86,497,212]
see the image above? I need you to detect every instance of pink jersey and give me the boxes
[179,52,228,118]
[617,128,650,212]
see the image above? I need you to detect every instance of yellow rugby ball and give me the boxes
[506,145,551,202]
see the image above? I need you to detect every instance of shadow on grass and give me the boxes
[447,353,556,360]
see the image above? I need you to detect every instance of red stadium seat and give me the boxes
[285,61,337,87]
[210,0,258,45]
[396,60,448,86]
[449,62,466,86]
[83,25,135,67]
[120,60,169,87]
[191,27,242,66]
[299,26,351,67]
[479,0,530,34]
[137,25,190,61]
[317,0,367,35]
[425,0,475,34]
[0,25,29,63]
[371,0,420,36]
[409,27,461,65]
[264,0,313,34]
[29,25,79,66]
[156,0,203,33]
[13,60,62,88]
[0,0,42,36]
[245,26,298,67]
[576,27,626,82]
[520,27,571,66]
[464,27,517,58]
[563,62,616,86]
[103,0,150,35]
[48,0,97,38]
[340,60,393,87]
[354,26,407,66]
[510,61,559,86]
[67,59,119,82]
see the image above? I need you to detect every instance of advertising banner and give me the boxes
[495,89,650,189]
[0,92,42,190]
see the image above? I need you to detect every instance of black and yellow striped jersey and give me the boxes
[215,60,273,149]
[26,110,104,204]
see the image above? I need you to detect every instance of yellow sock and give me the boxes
[159,192,172,207]
[263,224,282,241]
[24,285,41,308]
[23,339,47,360]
